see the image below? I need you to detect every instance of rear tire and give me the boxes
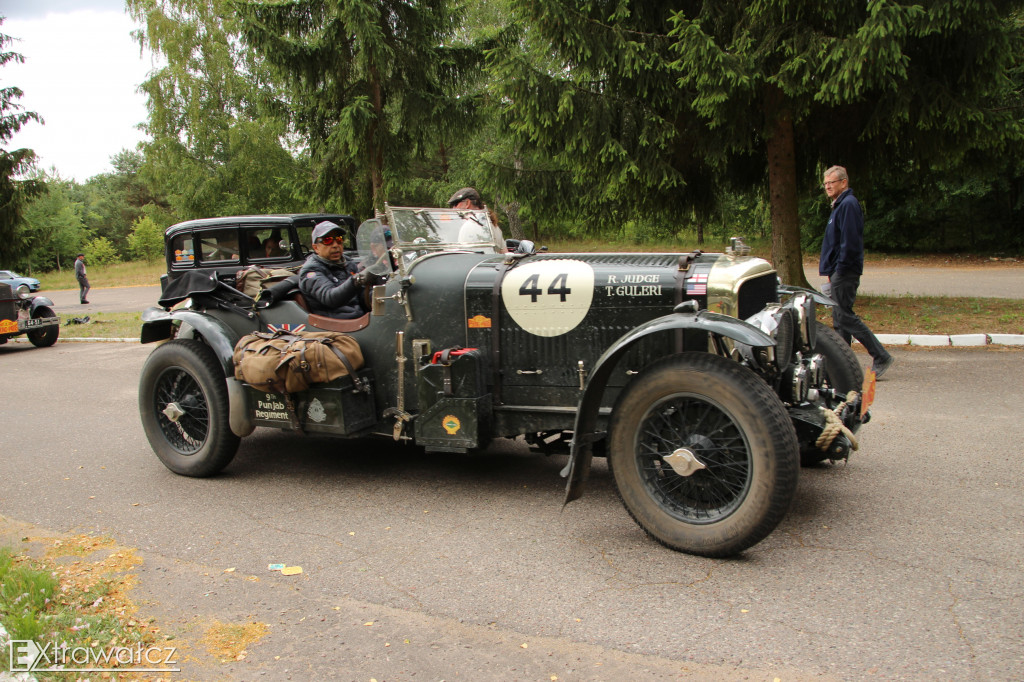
[801,322,864,466]
[139,339,240,476]
[609,353,800,557]
[27,307,59,347]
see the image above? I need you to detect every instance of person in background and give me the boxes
[447,187,503,247]
[75,253,90,304]
[298,220,369,319]
[263,237,286,257]
[818,165,894,378]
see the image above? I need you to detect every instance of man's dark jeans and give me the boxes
[830,272,889,362]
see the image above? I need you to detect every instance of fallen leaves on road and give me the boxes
[202,620,270,663]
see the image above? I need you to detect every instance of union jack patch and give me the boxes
[268,323,306,334]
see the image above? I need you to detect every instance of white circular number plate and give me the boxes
[500,259,595,337]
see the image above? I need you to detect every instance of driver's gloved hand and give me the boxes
[352,270,369,287]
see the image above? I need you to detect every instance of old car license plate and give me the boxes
[22,318,44,327]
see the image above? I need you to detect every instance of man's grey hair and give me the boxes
[824,165,848,181]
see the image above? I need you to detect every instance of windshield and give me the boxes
[386,206,502,253]
[354,218,395,276]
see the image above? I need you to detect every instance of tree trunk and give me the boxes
[764,86,810,287]
[439,142,449,178]
[501,200,523,239]
[495,154,525,239]
[369,68,385,215]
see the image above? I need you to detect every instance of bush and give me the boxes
[128,215,163,262]
[84,237,120,266]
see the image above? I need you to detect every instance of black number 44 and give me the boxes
[519,273,571,302]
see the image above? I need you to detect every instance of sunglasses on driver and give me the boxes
[315,235,343,246]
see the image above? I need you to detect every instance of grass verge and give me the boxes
[60,311,142,339]
[819,295,1024,335]
[36,261,166,291]
[0,537,170,680]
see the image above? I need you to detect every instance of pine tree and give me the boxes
[491,1,1024,283]
[235,0,482,217]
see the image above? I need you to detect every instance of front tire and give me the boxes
[27,307,58,347]
[801,322,864,465]
[609,353,800,557]
[139,339,240,476]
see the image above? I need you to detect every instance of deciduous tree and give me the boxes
[129,0,308,219]
[0,23,44,264]
[19,174,88,272]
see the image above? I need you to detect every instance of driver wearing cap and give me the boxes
[298,220,369,320]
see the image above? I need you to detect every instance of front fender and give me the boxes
[779,284,833,307]
[28,296,55,313]
[562,310,775,505]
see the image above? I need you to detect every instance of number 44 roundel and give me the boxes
[500,259,595,337]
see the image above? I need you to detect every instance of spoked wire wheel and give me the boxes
[609,352,799,557]
[153,364,211,454]
[139,339,239,476]
[634,393,752,524]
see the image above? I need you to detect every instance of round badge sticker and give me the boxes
[500,259,595,337]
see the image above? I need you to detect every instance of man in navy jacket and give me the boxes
[818,166,894,378]
[298,221,369,319]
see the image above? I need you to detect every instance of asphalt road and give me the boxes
[1,342,1022,680]
[34,262,1024,318]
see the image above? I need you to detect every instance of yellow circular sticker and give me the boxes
[443,415,461,435]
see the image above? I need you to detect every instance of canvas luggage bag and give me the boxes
[233,330,366,395]
[235,266,296,298]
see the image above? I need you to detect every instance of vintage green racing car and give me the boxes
[138,205,871,557]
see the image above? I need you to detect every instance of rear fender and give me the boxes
[562,309,775,505]
[140,307,254,437]
[141,308,239,377]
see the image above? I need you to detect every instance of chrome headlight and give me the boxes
[744,305,793,373]
[785,293,816,352]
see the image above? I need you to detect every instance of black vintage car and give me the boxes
[161,213,358,287]
[139,205,871,557]
[0,282,60,348]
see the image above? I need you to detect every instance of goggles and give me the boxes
[316,235,343,246]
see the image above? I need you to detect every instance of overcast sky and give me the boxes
[2,0,157,182]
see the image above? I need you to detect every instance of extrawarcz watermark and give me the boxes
[8,638,180,673]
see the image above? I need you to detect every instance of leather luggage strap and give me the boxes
[324,341,368,393]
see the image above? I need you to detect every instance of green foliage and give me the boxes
[84,236,120,266]
[486,0,1024,280]
[71,150,165,256]
[129,0,309,220]
[0,547,58,641]
[128,215,164,262]
[0,22,45,265]
[235,0,483,216]
[17,173,89,272]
